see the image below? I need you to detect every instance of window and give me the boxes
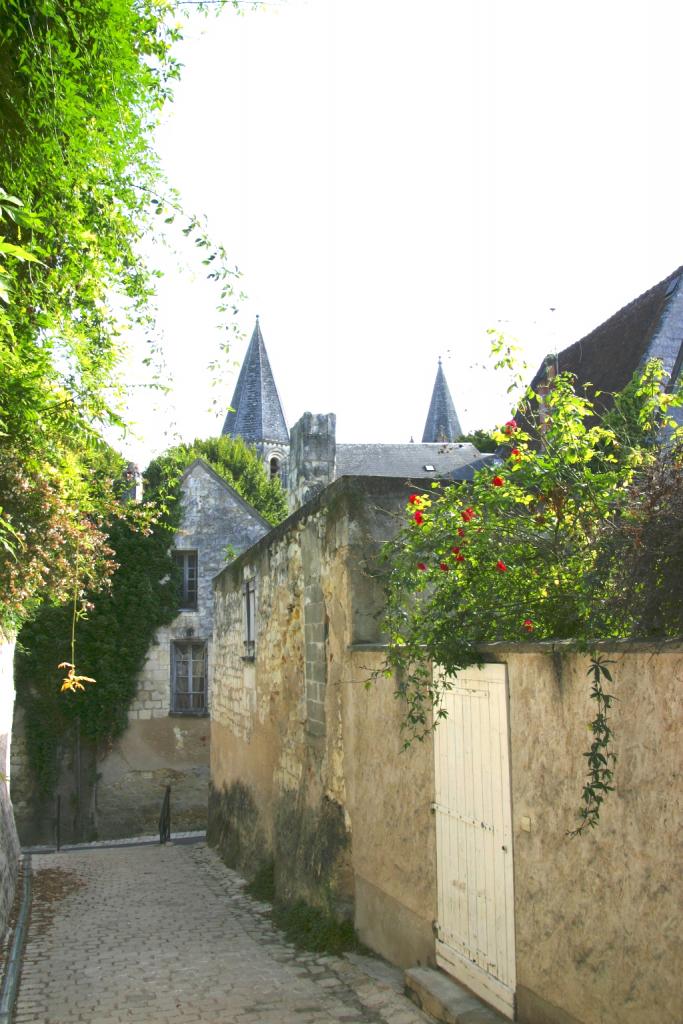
[242,577,256,659]
[269,456,281,479]
[171,641,207,714]
[173,550,198,609]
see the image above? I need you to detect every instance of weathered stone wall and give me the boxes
[288,412,336,513]
[480,643,683,1024]
[209,472,682,1023]
[96,460,270,837]
[0,631,20,938]
[210,476,431,953]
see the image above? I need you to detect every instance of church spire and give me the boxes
[422,358,462,442]
[222,318,289,445]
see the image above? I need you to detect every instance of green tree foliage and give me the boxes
[145,435,290,526]
[381,356,682,831]
[16,435,286,795]
[456,428,498,453]
[0,0,238,629]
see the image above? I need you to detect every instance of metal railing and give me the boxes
[159,785,171,844]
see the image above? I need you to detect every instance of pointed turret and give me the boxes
[422,358,462,442]
[222,318,289,446]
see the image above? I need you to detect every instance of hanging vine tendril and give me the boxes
[567,656,617,837]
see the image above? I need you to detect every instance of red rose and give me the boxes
[409,494,420,505]
[439,562,449,572]
[457,527,465,537]
[417,562,427,571]
[503,418,518,435]
[455,554,465,562]
[523,618,534,632]
[413,510,424,525]
[461,507,475,522]
[496,559,507,572]
[451,546,460,554]
[511,448,521,459]
[492,476,504,487]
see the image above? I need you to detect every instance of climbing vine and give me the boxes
[380,346,682,832]
[568,657,617,837]
[15,435,287,796]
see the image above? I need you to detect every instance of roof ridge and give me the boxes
[557,265,683,362]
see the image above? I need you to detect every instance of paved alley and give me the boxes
[13,842,431,1024]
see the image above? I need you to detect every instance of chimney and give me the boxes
[122,462,143,503]
[288,413,336,513]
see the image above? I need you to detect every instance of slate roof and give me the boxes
[422,359,462,442]
[530,266,683,408]
[335,443,496,481]
[222,318,289,445]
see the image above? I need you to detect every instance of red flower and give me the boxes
[511,448,521,459]
[457,527,466,537]
[503,418,518,435]
[461,507,475,522]
[417,562,427,571]
[496,559,507,572]
[409,494,420,505]
[451,546,460,554]
[455,554,465,562]
[413,510,424,525]
[492,476,504,487]
[523,618,534,632]
[439,562,449,572]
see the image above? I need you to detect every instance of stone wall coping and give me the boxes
[212,474,436,588]
[349,638,683,655]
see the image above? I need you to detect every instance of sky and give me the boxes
[118,0,683,466]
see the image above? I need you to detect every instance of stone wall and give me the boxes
[288,412,336,513]
[0,631,20,938]
[209,476,432,943]
[208,472,682,1024]
[490,643,683,1024]
[11,459,271,844]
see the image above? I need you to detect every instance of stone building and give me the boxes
[11,458,272,845]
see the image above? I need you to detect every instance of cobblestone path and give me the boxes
[14,842,431,1024]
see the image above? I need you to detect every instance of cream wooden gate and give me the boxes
[432,663,516,1019]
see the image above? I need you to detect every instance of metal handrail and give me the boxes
[159,785,171,844]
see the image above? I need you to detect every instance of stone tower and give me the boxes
[422,358,462,442]
[222,317,290,482]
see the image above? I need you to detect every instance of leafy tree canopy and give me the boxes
[456,428,498,453]
[0,0,237,629]
[145,435,290,525]
[381,351,682,831]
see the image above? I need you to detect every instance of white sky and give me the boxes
[118,0,683,466]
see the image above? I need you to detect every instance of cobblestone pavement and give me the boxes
[14,842,432,1024]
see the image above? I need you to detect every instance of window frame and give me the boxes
[173,549,198,610]
[242,577,256,660]
[170,639,208,716]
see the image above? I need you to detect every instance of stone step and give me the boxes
[405,966,508,1024]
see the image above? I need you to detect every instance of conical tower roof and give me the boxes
[422,359,462,442]
[222,318,289,445]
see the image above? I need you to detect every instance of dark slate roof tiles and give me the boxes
[422,360,463,442]
[222,318,289,444]
[530,267,683,409]
[335,442,495,480]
